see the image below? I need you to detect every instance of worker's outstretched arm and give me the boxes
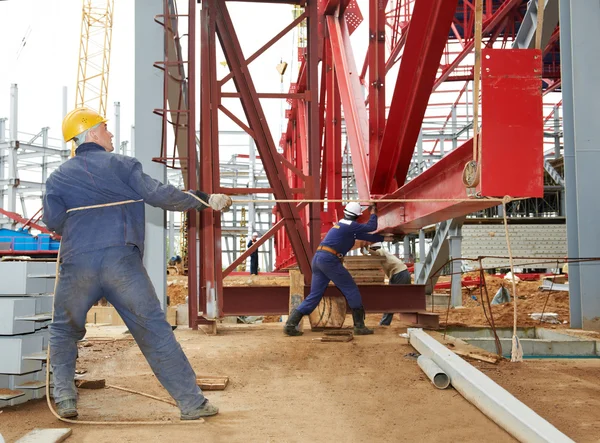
[42,180,68,235]
[127,159,210,212]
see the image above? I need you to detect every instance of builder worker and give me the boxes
[284,202,393,336]
[248,232,259,275]
[42,108,232,421]
[364,242,411,326]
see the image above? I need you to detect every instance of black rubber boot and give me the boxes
[352,307,374,335]
[284,309,304,336]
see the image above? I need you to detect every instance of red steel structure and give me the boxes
[156,0,554,328]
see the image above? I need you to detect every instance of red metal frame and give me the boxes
[152,0,552,323]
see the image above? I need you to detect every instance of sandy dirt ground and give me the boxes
[1,324,599,443]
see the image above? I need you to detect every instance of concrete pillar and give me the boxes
[403,236,411,262]
[135,0,167,310]
[448,223,463,307]
[561,0,600,329]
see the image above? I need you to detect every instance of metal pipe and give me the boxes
[114,101,121,154]
[417,355,450,389]
[408,328,574,443]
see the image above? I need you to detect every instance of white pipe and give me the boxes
[417,355,449,389]
[408,328,574,443]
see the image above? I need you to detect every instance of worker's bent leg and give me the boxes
[101,246,205,414]
[50,256,103,403]
[296,254,330,315]
[381,270,412,326]
[324,258,363,309]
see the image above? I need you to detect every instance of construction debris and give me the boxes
[312,335,354,343]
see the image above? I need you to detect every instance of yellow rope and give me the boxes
[535,0,545,50]
[501,197,523,362]
[472,0,483,164]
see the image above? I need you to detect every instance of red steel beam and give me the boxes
[198,0,223,321]
[214,0,313,278]
[371,0,458,194]
[220,284,426,316]
[327,15,370,201]
[368,0,386,183]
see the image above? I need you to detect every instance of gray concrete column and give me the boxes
[448,224,463,307]
[135,0,167,310]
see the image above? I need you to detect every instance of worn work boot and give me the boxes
[56,399,78,418]
[181,400,219,420]
[352,307,374,335]
[283,309,304,336]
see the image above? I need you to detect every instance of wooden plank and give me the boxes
[196,376,229,391]
[289,269,305,332]
[75,379,106,389]
[428,331,502,364]
[312,335,354,342]
[16,428,72,443]
[309,295,347,329]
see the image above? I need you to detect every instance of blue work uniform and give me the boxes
[247,239,259,275]
[42,142,207,414]
[296,214,384,315]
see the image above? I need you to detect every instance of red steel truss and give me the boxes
[155,0,554,326]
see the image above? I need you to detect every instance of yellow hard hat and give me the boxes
[62,107,107,142]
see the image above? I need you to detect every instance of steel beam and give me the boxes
[327,15,370,201]
[220,284,426,316]
[367,0,385,183]
[371,0,458,194]
[562,0,600,330]
[214,0,313,278]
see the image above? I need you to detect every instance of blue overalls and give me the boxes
[42,142,207,414]
[296,214,384,315]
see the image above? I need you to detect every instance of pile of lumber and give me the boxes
[343,256,386,284]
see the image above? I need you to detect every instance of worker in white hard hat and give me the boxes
[248,232,260,275]
[43,108,232,421]
[284,202,395,336]
[364,242,411,326]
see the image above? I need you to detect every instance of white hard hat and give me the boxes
[344,202,362,218]
[369,242,383,249]
[252,232,258,237]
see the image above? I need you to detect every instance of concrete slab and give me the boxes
[15,428,71,443]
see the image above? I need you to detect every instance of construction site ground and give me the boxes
[1,323,599,442]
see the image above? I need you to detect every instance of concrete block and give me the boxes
[34,295,53,314]
[0,335,43,374]
[0,298,37,335]
[15,428,72,443]
[0,262,56,295]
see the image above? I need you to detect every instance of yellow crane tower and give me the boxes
[71,0,114,156]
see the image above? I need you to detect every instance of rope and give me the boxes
[501,197,523,362]
[472,0,483,163]
[231,197,520,204]
[535,0,545,50]
[46,196,205,425]
[65,192,209,214]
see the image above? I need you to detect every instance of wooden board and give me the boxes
[196,376,229,391]
[75,378,106,389]
[289,270,305,332]
[312,335,354,343]
[0,388,25,400]
[428,331,502,364]
[16,428,72,443]
[86,306,176,326]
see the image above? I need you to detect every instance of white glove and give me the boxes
[208,194,233,212]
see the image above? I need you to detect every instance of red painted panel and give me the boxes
[480,49,544,198]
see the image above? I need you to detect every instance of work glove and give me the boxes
[208,194,233,212]
[368,204,377,215]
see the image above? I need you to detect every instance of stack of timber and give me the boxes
[343,256,386,284]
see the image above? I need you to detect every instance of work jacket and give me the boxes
[42,142,205,261]
[319,214,385,256]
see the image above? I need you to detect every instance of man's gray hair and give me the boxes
[73,122,102,147]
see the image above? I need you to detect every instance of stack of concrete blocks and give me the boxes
[0,261,55,408]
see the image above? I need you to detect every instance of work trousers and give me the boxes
[49,245,205,413]
[250,254,258,275]
[297,251,363,315]
[380,269,412,326]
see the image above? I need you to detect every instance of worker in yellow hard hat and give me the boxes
[43,107,231,420]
